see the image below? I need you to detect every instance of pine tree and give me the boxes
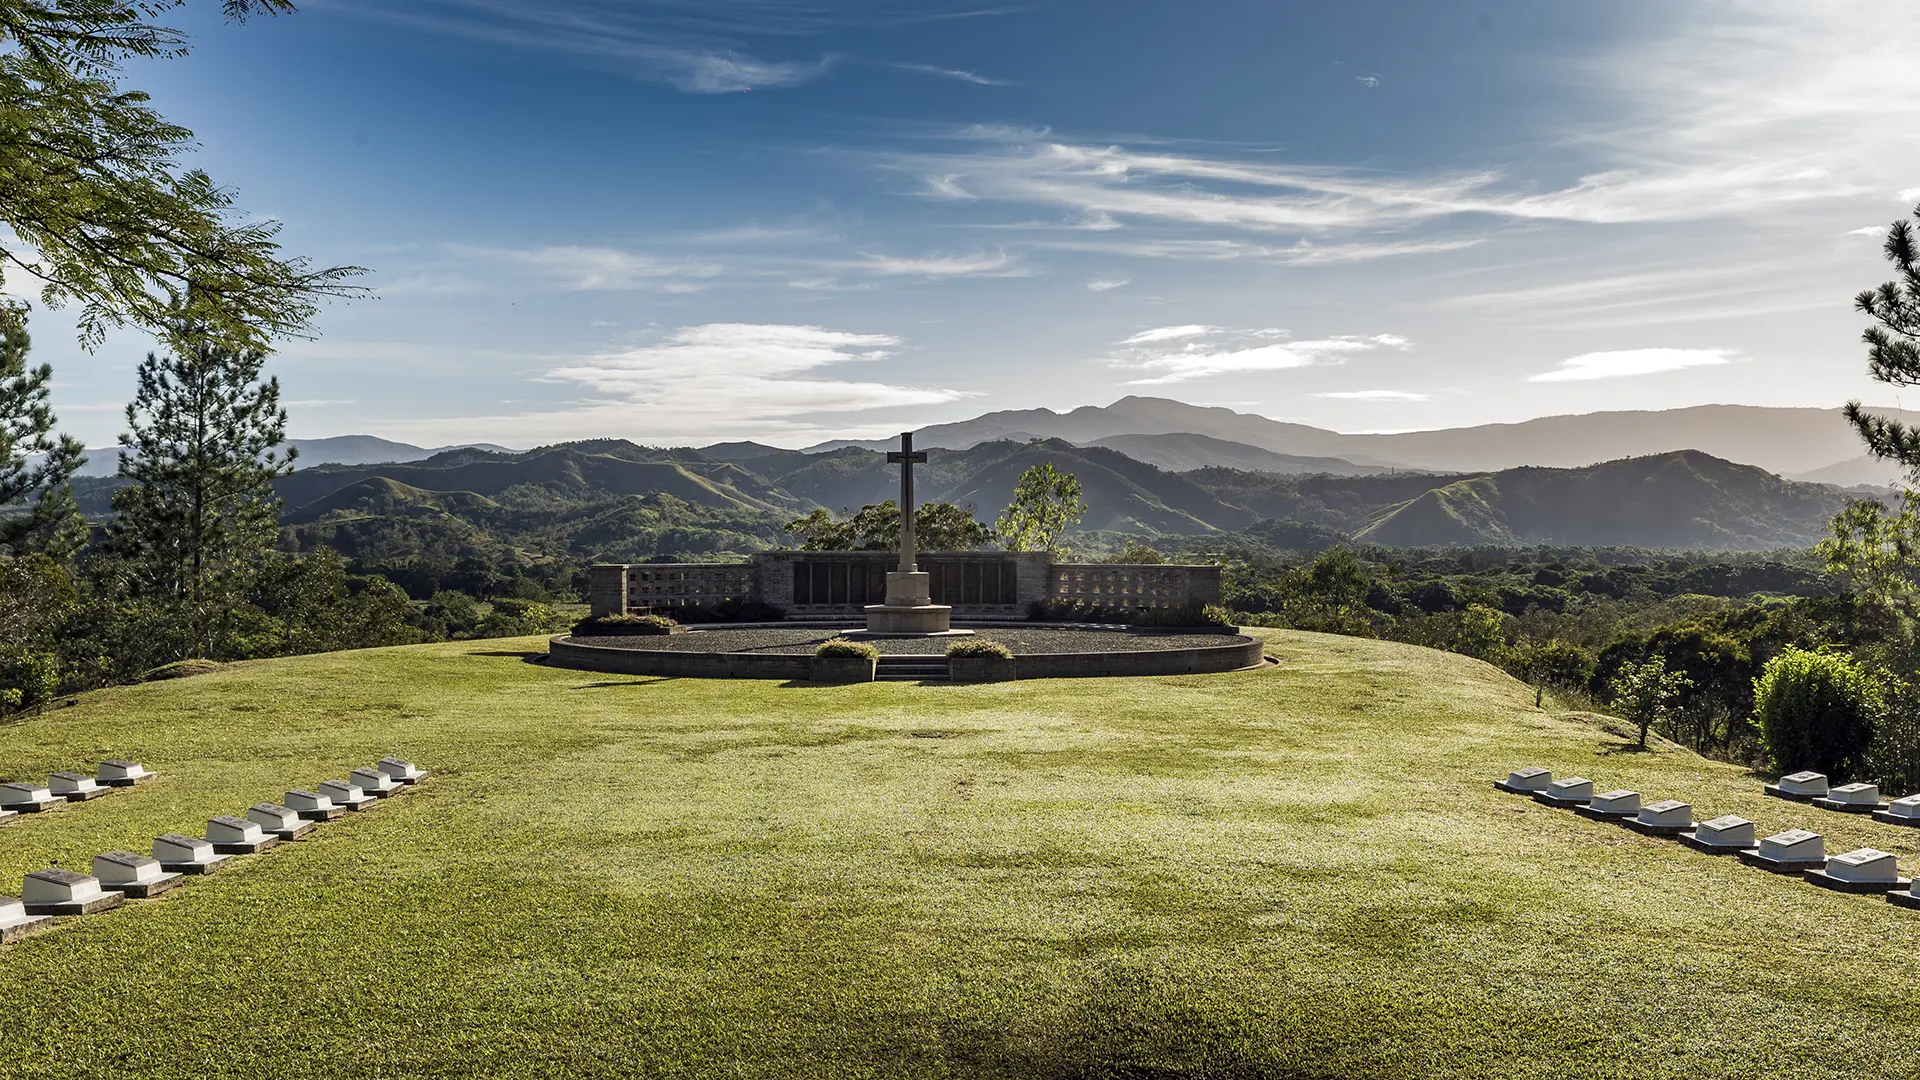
[0,304,86,556]
[109,329,294,654]
[1845,204,1920,476]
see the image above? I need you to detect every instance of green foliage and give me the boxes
[945,638,1012,659]
[1609,654,1694,749]
[784,499,992,552]
[477,598,569,639]
[0,307,85,556]
[1815,495,1918,607]
[1753,646,1881,781]
[1509,638,1595,691]
[1026,598,1232,628]
[1099,540,1166,564]
[0,0,362,350]
[1844,203,1920,478]
[420,589,481,638]
[996,463,1086,553]
[815,637,877,659]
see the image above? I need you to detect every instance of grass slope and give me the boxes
[2,635,1918,1077]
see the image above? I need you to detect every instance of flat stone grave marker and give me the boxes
[1807,848,1911,895]
[0,896,52,943]
[247,803,314,841]
[317,779,375,812]
[377,757,426,785]
[21,868,124,916]
[1495,767,1551,795]
[348,767,400,798]
[92,851,182,899]
[1679,814,1758,855]
[1874,795,1920,828]
[95,760,155,787]
[48,771,106,802]
[205,815,280,855]
[1888,880,1920,910]
[0,807,12,827]
[0,781,62,814]
[1576,789,1641,821]
[1625,799,1695,836]
[153,833,231,876]
[1814,783,1886,814]
[285,790,344,822]
[1533,777,1594,808]
[1740,829,1826,874]
[1766,771,1828,802]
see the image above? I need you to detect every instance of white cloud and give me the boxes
[1527,347,1740,383]
[892,62,1010,86]
[1848,226,1889,237]
[920,174,977,200]
[852,250,1025,277]
[456,244,723,291]
[1313,390,1429,401]
[1107,327,1412,385]
[1355,75,1380,88]
[1898,187,1920,203]
[1122,325,1215,344]
[525,323,970,438]
[1086,278,1130,292]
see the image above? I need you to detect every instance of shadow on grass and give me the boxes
[463,648,545,659]
[567,678,677,689]
[1598,742,1655,756]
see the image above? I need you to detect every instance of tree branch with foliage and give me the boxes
[784,500,992,552]
[1844,204,1920,477]
[1816,494,1920,611]
[1609,654,1692,749]
[0,304,86,555]
[0,1,362,350]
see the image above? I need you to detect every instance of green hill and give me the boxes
[3,635,1918,1075]
[282,477,503,524]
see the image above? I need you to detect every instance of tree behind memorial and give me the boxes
[785,500,993,551]
[996,464,1087,553]
[107,330,294,656]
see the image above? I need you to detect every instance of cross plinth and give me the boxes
[855,431,971,639]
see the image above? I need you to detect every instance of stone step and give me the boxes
[875,658,951,683]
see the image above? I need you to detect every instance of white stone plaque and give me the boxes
[1545,777,1594,801]
[1637,800,1692,827]
[1779,771,1828,796]
[47,771,101,797]
[285,790,335,812]
[1826,848,1899,884]
[154,833,217,866]
[349,767,398,795]
[0,782,54,807]
[318,779,372,809]
[206,816,267,845]
[1888,795,1920,820]
[248,803,300,831]
[1759,829,1824,862]
[92,851,162,887]
[22,868,105,906]
[96,760,154,785]
[377,757,424,783]
[1695,815,1754,847]
[1829,782,1882,806]
[1590,789,1640,814]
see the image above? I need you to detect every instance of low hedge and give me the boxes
[571,614,681,637]
[815,638,879,660]
[945,639,1013,659]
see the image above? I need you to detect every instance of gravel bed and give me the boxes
[568,626,1249,656]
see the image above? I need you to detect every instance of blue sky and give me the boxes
[16,0,1920,448]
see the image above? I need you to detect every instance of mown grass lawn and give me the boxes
[2,630,1918,1078]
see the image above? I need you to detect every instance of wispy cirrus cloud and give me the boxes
[454,244,724,291]
[1314,389,1429,401]
[1086,278,1130,292]
[1106,326,1412,385]
[849,249,1026,277]
[890,62,1011,86]
[1527,347,1740,383]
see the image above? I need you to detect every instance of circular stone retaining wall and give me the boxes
[545,626,1265,681]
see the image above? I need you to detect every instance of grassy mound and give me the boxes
[1,632,1917,1077]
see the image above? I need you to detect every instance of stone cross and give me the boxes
[886,431,928,572]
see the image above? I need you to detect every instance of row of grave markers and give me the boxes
[1497,767,1920,908]
[0,758,426,945]
[0,761,157,822]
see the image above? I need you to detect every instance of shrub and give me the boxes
[0,649,60,713]
[143,659,226,682]
[815,638,878,660]
[666,598,785,624]
[1027,599,1235,628]
[572,613,679,637]
[1753,646,1881,781]
[946,639,1013,659]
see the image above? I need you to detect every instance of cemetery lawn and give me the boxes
[5,634,1920,1079]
